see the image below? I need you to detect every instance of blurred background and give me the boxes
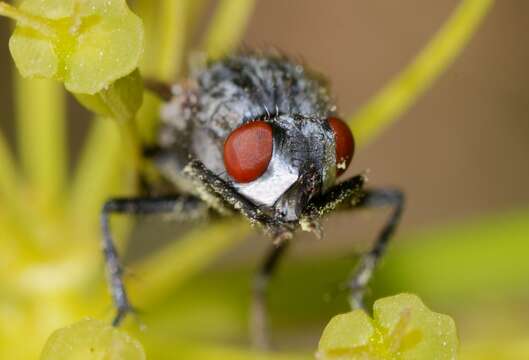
[1,0,528,355]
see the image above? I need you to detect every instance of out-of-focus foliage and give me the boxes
[460,340,529,360]
[0,0,519,359]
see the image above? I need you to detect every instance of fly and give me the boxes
[101,52,404,348]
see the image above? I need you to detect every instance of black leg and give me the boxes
[251,240,290,350]
[184,162,400,345]
[184,160,295,349]
[303,177,404,311]
[348,189,404,309]
[100,195,206,326]
[184,160,289,237]
[301,174,365,220]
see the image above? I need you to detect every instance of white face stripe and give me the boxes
[233,134,298,207]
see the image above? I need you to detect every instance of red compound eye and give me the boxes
[328,117,355,177]
[224,120,273,183]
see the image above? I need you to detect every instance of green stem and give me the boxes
[202,0,256,59]
[155,0,188,81]
[0,132,31,248]
[137,0,193,81]
[0,131,20,207]
[348,0,494,148]
[68,118,125,231]
[15,75,66,211]
[135,0,202,143]
[117,118,141,193]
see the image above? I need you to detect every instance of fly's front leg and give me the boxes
[348,189,404,309]
[184,159,292,349]
[101,195,206,326]
[302,176,404,310]
[184,160,278,230]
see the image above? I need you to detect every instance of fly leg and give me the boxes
[302,176,404,310]
[347,189,404,309]
[101,195,207,326]
[183,160,279,230]
[251,240,290,350]
[184,159,294,349]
